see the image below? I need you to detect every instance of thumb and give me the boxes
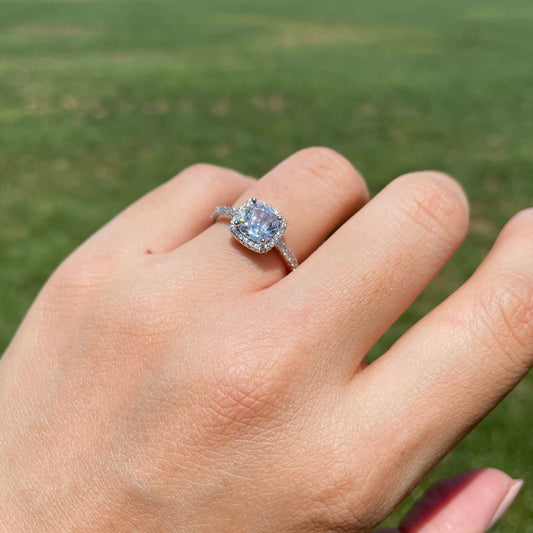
[376,468,523,532]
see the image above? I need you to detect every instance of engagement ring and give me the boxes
[211,198,298,271]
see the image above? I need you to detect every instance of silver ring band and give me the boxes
[211,199,298,271]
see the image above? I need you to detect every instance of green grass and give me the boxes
[0,0,532,529]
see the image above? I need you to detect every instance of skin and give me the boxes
[0,147,531,532]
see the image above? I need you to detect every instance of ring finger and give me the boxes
[192,147,369,291]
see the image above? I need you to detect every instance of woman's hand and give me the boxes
[0,148,531,531]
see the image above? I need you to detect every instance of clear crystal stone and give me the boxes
[236,202,280,243]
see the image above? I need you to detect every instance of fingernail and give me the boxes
[488,479,524,529]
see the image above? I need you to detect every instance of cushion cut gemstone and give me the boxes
[236,201,280,243]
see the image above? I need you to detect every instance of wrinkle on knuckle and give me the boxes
[397,174,467,246]
[474,270,533,372]
[298,147,364,197]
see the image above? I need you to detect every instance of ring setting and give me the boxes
[212,198,298,270]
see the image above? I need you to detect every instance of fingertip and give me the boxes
[490,207,533,256]
[399,469,518,533]
[474,466,514,485]
[502,207,533,233]
[509,206,533,221]
[488,478,524,529]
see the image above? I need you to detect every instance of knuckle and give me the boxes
[47,252,113,302]
[39,254,116,325]
[298,146,366,197]
[396,172,468,244]
[476,269,533,371]
[178,163,248,190]
[180,162,219,178]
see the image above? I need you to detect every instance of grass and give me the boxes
[0,0,532,528]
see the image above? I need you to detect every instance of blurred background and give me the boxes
[0,0,532,529]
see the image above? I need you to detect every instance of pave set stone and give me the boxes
[230,198,286,253]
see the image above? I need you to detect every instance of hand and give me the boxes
[1,148,531,531]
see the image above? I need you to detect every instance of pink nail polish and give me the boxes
[488,479,524,529]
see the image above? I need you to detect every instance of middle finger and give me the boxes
[273,171,469,381]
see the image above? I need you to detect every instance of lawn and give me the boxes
[0,0,532,529]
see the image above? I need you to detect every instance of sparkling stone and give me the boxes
[236,202,280,243]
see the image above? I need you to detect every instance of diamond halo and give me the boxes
[230,198,286,253]
[211,198,298,271]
